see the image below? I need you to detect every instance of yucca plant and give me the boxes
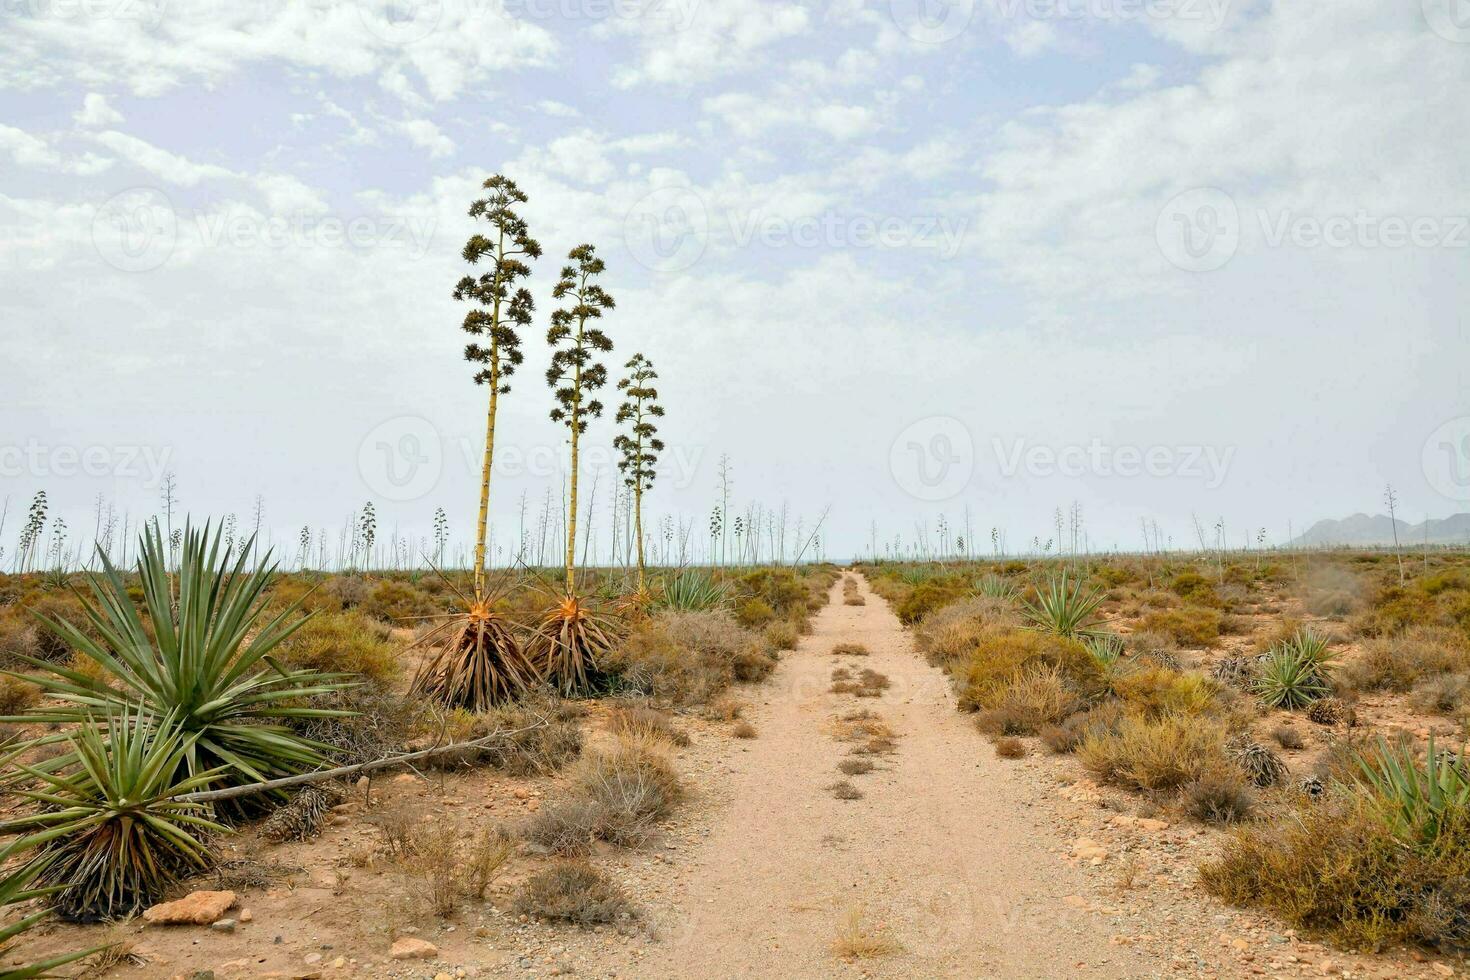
[527,590,619,697]
[1082,631,1125,669]
[656,568,730,612]
[613,353,664,598]
[415,175,541,711]
[1022,572,1105,638]
[1254,628,1335,709]
[8,522,349,789]
[528,244,620,694]
[407,570,541,711]
[974,574,1019,601]
[1354,735,1470,849]
[0,708,227,921]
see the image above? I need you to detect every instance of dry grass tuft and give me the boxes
[838,758,875,776]
[831,642,870,656]
[1078,714,1227,791]
[994,736,1026,759]
[512,862,637,927]
[1271,724,1306,750]
[606,702,689,747]
[732,719,758,739]
[831,906,900,960]
[827,780,864,800]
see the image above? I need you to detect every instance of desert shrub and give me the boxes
[360,579,437,624]
[10,591,98,662]
[322,574,370,610]
[288,687,425,765]
[1201,794,1470,950]
[732,644,777,683]
[605,610,766,705]
[0,672,41,715]
[1078,713,1227,792]
[838,758,875,775]
[1169,570,1222,608]
[513,863,636,926]
[1113,667,1218,718]
[994,736,1025,759]
[732,719,757,739]
[738,568,808,618]
[1271,724,1306,750]
[764,620,799,650]
[896,580,968,626]
[1039,702,1123,755]
[1138,605,1222,647]
[0,615,41,665]
[1409,673,1470,717]
[522,798,604,856]
[571,738,683,845]
[471,697,584,776]
[827,780,863,800]
[1358,569,1470,639]
[606,703,689,747]
[983,664,1083,734]
[956,630,1103,712]
[1186,767,1257,824]
[1339,627,1470,693]
[832,642,871,656]
[735,597,776,628]
[273,610,399,686]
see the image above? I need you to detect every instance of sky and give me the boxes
[1,0,1468,566]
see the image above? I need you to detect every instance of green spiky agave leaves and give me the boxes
[0,708,228,922]
[1254,628,1336,709]
[1354,735,1470,849]
[1022,571,1106,639]
[7,521,353,788]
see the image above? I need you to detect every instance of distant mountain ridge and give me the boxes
[1290,512,1470,548]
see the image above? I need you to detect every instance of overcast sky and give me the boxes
[2,0,1467,564]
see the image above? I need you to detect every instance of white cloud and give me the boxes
[605,0,810,87]
[92,130,234,186]
[390,118,455,159]
[75,92,123,127]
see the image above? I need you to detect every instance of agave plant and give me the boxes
[1254,628,1335,709]
[655,568,729,612]
[1354,735,1470,849]
[1082,631,1126,669]
[527,591,620,697]
[973,574,1019,601]
[408,571,541,711]
[0,708,227,922]
[1022,572,1106,639]
[9,522,350,787]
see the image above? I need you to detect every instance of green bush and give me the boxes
[734,597,776,628]
[273,610,400,687]
[896,581,967,625]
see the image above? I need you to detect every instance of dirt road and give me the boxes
[639,572,1160,979]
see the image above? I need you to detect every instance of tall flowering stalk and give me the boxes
[613,354,664,595]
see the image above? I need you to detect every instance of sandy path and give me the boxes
[639,573,1162,979]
